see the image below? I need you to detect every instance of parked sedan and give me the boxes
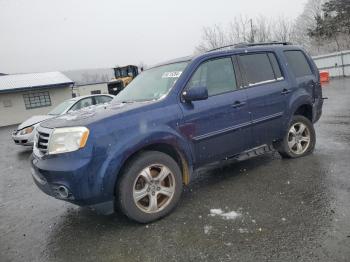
[12,94,114,146]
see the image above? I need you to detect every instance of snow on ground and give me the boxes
[238,228,249,233]
[204,225,213,234]
[209,209,241,220]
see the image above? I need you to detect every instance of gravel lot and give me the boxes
[1,78,350,262]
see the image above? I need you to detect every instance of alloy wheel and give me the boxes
[133,164,175,213]
[287,122,311,155]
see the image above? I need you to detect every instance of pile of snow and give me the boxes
[209,208,241,220]
[204,225,213,234]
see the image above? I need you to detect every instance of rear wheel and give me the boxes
[117,151,183,223]
[277,115,316,158]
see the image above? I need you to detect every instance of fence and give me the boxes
[312,50,350,77]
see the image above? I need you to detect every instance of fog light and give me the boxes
[57,186,70,199]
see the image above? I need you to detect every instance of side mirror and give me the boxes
[128,72,133,77]
[182,86,208,102]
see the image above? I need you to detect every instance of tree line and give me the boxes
[196,0,350,55]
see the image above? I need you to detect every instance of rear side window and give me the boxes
[284,50,313,77]
[239,53,276,86]
[187,57,237,96]
[95,95,113,104]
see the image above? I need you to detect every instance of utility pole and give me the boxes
[249,18,255,43]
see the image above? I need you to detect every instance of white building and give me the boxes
[72,82,109,97]
[0,72,74,127]
[63,68,113,97]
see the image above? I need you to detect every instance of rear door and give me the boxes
[237,52,290,147]
[179,57,251,165]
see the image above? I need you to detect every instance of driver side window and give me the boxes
[186,57,237,96]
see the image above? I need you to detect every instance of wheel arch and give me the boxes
[108,130,194,201]
[120,142,192,186]
[293,103,313,122]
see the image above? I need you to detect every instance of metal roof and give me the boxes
[0,71,73,93]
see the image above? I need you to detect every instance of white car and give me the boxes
[12,94,114,146]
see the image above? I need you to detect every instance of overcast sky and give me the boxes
[0,0,307,74]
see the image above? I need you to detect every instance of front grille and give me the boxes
[34,126,52,156]
[37,131,49,152]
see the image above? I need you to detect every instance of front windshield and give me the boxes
[113,62,188,103]
[48,100,76,115]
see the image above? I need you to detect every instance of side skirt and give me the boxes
[193,144,274,175]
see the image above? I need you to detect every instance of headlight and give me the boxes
[48,127,89,155]
[19,126,34,135]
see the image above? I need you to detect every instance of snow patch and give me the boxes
[209,209,241,220]
[210,209,224,215]
[204,225,213,234]
[221,211,241,220]
[238,228,249,233]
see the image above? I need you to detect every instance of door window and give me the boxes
[284,50,313,77]
[186,57,237,96]
[239,53,277,86]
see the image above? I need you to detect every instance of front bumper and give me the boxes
[30,153,115,215]
[12,130,34,146]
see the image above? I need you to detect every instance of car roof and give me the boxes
[149,56,194,69]
[149,43,304,69]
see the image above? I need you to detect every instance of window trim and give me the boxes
[181,56,240,100]
[236,51,285,89]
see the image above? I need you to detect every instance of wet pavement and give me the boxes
[1,78,350,262]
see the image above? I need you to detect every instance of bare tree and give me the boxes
[195,24,227,53]
[195,0,349,55]
[227,15,254,43]
[196,15,294,53]
[293,0,327,54]
[272,16,294,42]
[255,15,272,42]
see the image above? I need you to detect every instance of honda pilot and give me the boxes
[31,42,323,223]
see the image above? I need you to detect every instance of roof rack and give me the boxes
[206,41,292,53]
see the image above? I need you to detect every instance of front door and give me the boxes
[179,57,251,166]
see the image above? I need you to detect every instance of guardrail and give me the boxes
[312,50,350,77]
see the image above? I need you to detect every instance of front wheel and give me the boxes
[277,115,316,158]
[117,151,183,223]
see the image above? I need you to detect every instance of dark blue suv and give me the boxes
[31,43,323,223]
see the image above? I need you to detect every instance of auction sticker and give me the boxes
[162,71,182,78]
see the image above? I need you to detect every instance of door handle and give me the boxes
[231,101,246,108]
[281,88,291,95]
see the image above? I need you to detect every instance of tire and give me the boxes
[277,115,316,158]
[117,151,183,223]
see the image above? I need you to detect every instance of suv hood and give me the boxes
[17,115,54,130]
[40,101,156,129]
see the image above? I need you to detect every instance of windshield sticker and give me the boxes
[162,71,182,78]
